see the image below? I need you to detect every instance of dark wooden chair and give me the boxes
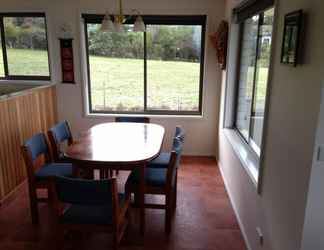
[125,130,184,233]
[48,120,73,163]
[21,133,73,224]
[115,117,150,123]
[50,176,130,250]
[147,126,184,208]
[148,126,184,169]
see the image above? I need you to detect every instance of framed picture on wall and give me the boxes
[60,38,75,83]
[280,10,303,66]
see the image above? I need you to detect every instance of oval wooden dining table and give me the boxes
[64,122,165,235]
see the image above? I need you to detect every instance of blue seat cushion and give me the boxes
[126,168,167,188]
[60,194,125,225]
[147,152,170,168]
[35,163,73,180]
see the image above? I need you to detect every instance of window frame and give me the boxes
[0,12,51,81]
[233,8,274,156]
[82,14,206,116]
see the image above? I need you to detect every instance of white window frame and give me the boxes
[222,5,277,190]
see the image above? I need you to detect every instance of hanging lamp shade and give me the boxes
[101,13,115,32]
[134,15,145,32]
[100,0,145,33]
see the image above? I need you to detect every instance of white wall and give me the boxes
[219,0,324,250]
[301,81,324,250]
[1,0,225,156]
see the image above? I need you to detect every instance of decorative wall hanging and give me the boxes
[58,23,73,39]
[209,20,229,70]
[60,38,75,83]
[280,10,303,66]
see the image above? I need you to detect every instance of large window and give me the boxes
[83,15,206,115]
[235,8,274,155]
[0,13,50,81]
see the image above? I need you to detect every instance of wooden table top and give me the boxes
[65,122,165,165]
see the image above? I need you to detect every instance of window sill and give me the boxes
[0,79,52,85]
[84,112,204,120]
[223,128,259,186]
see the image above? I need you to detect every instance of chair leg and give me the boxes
[99,169,112,179]
[54,226,64,250]
[112,228,119,250]
[125,208,131,237]
[133,190,142,207]
[165,193,172,234]
[172,186,177,215]
[29,186,39,225]
[173,174,178,211]
[100,169,105,179]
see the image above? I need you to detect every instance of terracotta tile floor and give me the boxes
[0,156,246,250]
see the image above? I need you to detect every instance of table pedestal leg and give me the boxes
[139,164,146,235]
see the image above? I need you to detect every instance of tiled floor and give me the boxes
[0,156,246,250]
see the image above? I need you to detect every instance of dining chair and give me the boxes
[50,176,130,250]
[148,126,185,169]
[125,133,184,233]
[115,116,150,123]
[21,133,73,224]
[48,120,73,163]
[147,126,184,208]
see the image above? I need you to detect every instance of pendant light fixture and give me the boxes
[101,0,145,32]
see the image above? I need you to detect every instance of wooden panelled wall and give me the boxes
[0,86,57,203]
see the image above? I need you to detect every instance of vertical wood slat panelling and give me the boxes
[0,103,9,198]
[0,86,57,203]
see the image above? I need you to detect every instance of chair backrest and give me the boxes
[166,127,185,187]
[21,133,51,181]
[172,126,185,168]
[22,133,50,162]
[53,176,116,205]
[48,121,73,161]
[115,117,150,123]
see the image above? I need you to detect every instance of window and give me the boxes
[0,13,50,80]
[83,15,206,115]
[234,8,274,155]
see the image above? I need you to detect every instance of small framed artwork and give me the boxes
[60,38,75,83]
[280,10,303,66]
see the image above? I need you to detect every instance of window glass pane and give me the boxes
[0,34,4,77]
[250,8,274,150]
[235,15,259,140]
[87,24,144,112]
[146,25,202,112]
[3,16,49,76]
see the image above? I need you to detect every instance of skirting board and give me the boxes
[218,160,252,250]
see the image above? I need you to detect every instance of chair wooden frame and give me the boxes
[21,136,53,225]
[125,151,178,233]
[49,178,130,250]
[115,117,150,123]
[48,120,74,162]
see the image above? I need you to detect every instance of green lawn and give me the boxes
[0,48,49,76]
[0,49,269,112]
[0,49,201,111]
[89,55,200,111]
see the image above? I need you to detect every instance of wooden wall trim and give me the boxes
[0,85,57,203]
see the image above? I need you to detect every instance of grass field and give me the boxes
[0,49,268,112]
[0,49,49,77]
[0,49,201,111]
[89,55,200,111]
